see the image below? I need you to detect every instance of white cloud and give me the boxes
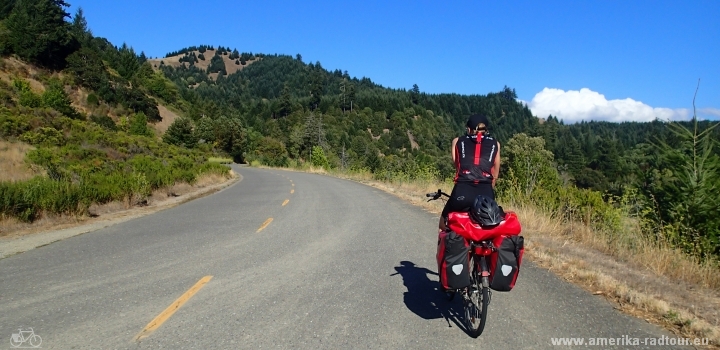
[522,88,691,123]
[698,108,720,118]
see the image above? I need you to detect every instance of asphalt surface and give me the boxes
[0,166,691,349]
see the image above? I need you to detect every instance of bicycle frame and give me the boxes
[470,240,494,284]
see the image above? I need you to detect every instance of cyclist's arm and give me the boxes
[451,137,459,164]
[491,141,501,188]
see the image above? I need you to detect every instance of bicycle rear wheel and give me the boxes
[464,255,489,338]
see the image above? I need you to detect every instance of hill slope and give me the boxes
[148,48,261,82]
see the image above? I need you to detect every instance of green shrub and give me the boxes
[19,91,42,107]
[129,112,153,137]
[0,111,31,137]
[90,114,117,131]
[20,127,65,146]
[42,83,81,119]
[87,93,99,105]
[310,146,329,168]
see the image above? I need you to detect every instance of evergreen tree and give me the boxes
[5,0,78,68]
[193,115,215,143]
[591,138,621,180]
[308,69,324,110]
[562,135,585,176]
[65,47,107,90]
[0,0,16,19]
[117,43,140,79]
[279,82,292,117]
[311,146,329,168]
[70,7,90,45]
[642,119,720,257]
[163,117,197,148]
[410,84,420,104]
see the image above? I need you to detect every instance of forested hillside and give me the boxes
[153,46,719,260]
[0,0,717,260]
[0,0,229,224]
[154,50,539,175]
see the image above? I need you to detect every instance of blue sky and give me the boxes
[67,0,719,123]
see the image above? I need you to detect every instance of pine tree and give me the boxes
[117,43,140,80]
[5,0,78,68]
[279,82,292,117]
[163,117,197,148]
[70,7,90,45]
[347,82,355,111]
[193,116,215,143]
[646,116,720,257]
[308,69,324,110]
[410,84,420,104]
[0,0,16,19]
[65,47,107,90]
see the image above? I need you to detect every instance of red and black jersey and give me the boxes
[454,134,498,184]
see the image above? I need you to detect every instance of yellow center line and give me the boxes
[257,217,273,232]
[134,276,213,341]
[282,199,289,206]
[290,189,294,194]
[292,183,295,187]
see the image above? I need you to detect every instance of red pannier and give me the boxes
[488,234,524,292]
[436,229,471,291]
[447,211,522,242]
[447,211,524,292]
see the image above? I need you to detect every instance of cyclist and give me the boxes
[439,114,501,231]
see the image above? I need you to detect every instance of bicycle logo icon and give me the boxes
[10,328,42,348]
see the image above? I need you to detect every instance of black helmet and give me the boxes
[470,195,504,227]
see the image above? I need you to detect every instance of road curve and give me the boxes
[0,166,687,349]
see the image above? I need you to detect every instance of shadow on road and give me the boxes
[390,260,469,333]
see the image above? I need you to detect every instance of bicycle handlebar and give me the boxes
[426,189,450,202]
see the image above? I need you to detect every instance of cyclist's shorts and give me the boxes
[441,182,494,218]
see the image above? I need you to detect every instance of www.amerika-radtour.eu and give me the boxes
[550,335,709,346]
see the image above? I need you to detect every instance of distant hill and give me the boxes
[148,49,260,82]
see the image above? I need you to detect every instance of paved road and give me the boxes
[0,166,688,349]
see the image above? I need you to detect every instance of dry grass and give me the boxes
[407,130,419,150]
[147,50,260,79]
[0,57,46,92]
[152,104,181,135]
[193,171,234,187]
[0,141,40,182]
[507,202,720,290]
[527,241,720,348]
[270,167,720,347]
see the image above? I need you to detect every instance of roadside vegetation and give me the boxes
[0,1,231,228]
